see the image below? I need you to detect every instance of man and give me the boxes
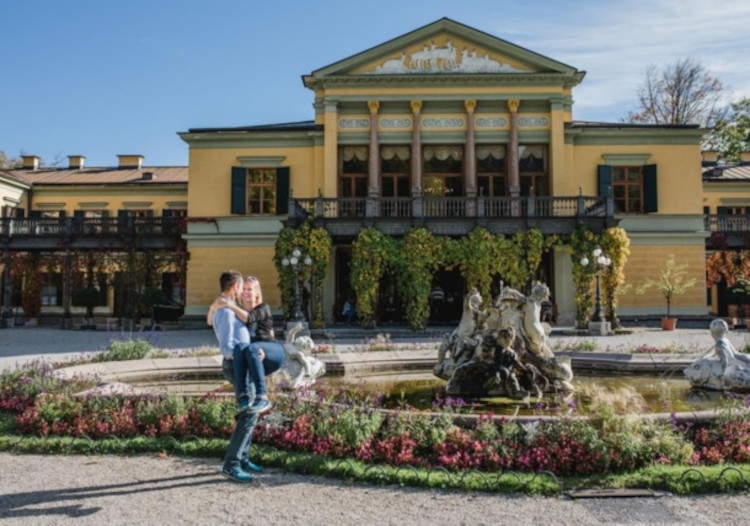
[211,270,267,483]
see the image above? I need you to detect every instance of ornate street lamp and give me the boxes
[281,247,312,323]
[580,246,611,332]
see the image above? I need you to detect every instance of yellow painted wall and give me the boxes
[618,245,707,312]
[30,186,187,215]
[702,183,750,212]
[560,144,702,214]
[187,246,280,310]
[187,147,317,217]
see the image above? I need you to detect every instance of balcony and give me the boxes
[0,217,186,251]
[704,214,750,233]
[290,195,616,237]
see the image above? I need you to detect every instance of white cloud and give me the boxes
[495,0,750,119]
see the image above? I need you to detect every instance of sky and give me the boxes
[1,0,748,166]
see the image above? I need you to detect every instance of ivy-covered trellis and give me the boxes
[274,223,630,331]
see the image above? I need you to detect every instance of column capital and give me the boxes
[324,99,339,112]
[367,100,380,115]
[507,99,520,113]
[464,99,477,113]
[410,100,422,115]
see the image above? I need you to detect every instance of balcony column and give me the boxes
[61,250,73,329]
[367,100,381,217]
[410,100,423,216]
[0,251,11,329]
[507,99,521,216]
[464,99,477,216]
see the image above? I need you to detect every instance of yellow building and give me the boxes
[1,154,187,326]
[179,18,708,325]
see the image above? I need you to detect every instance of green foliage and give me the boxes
[502,230,557,289]
[396,229,443,329]
[709,98,750,161]
[567,228,601,328]
[350,228,396,327]
[600,227,631,328]
[274,221,332,327]
[312,405,384,449]
[443,227,505,302]
[93,339,153,362]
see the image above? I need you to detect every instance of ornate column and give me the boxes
[366,100,380,217]
[410,100,423,217]
[507,99,521,216]
[464,99,477,216]
[0,251,11,329]
[323,99,338,197]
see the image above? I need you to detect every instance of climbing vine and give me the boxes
[396,229,444,330]
[443,227,505,302]
[706,250,750,288]
[599,227,631,328]
[568,228,601,329]
[350,228,396,328]
[274,220,332,327]
[502,230,557,290]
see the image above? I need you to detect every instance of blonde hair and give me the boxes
[246,276,263,305]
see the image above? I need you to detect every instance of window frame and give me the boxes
[245,168,277,216]
[612,165,644,214]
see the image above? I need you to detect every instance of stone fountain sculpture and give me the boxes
[278,323,326,389]
[434,283,574,399]
[684,319,750,392]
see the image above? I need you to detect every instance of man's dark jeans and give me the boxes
[222,358,259,469]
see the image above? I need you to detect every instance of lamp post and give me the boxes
[281,247,312,323]
[580,246,611,333]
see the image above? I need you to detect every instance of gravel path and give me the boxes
[0,453,749,525]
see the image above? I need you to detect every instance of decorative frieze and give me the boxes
[338,118,370,129]
[379,118,412,128]
[422,117,464,129]
[518,116,550,127]
[475,117,508,129]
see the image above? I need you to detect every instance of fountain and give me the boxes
[684,319,750,392]
[433,283,573,399]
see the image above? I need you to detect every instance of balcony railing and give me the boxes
[705,214,750,233]
[292,195,611,220]
[0,217,186,237]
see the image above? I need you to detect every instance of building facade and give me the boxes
[1,18,717,327]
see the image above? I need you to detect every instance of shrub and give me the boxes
[93,339,153,362]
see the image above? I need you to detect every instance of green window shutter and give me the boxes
[231,167,246,214]
[643,164,658,213]
[275,167,290,215]
[597,165,612,197]
[29,210,41,219]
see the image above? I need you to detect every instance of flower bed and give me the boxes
[2,361,750,477]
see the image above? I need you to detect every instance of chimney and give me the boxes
[740,152,750,163]
[21,155,40,170]
[117,154,144,169]
[701,151,719,163]
[67,155,86,170]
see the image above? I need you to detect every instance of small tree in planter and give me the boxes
[73,286,100,329]
[636,255,697,330]
[138,287,170,329]
[730,277,750,329]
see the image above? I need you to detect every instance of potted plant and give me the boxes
[73,286,101,329]
[636,255,697,330]
[730,277,750,330]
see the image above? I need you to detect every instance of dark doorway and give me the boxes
[429,269,464,324]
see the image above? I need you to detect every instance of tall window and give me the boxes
[41,274,62,306]
[612,166,643,214]
[519,145,548,196]
[339,146,368,198]
[423,145,464,196]
[380,146,411,198]
[477,145,506,197]
[246,168,277,215]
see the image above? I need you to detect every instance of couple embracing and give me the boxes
[208,270,286,483]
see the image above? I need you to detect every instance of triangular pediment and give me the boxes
[309,18,580,78]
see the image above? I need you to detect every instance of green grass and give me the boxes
[1,433,749,495]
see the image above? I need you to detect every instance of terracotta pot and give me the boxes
[728,304,740,318]
[745,319,750,331]
[661,317,678,331]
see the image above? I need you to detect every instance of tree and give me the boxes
[628,58,727,127]
[0,151,20,169]
[636,255,697,318]
[707,98,750,161]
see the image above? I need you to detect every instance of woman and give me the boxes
[211,277,287,376]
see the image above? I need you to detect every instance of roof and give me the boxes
[187,120,321,134]
[703,162,750,182]
[3,166,188,185]
[0,169,31,188]
[566,121,701,130]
